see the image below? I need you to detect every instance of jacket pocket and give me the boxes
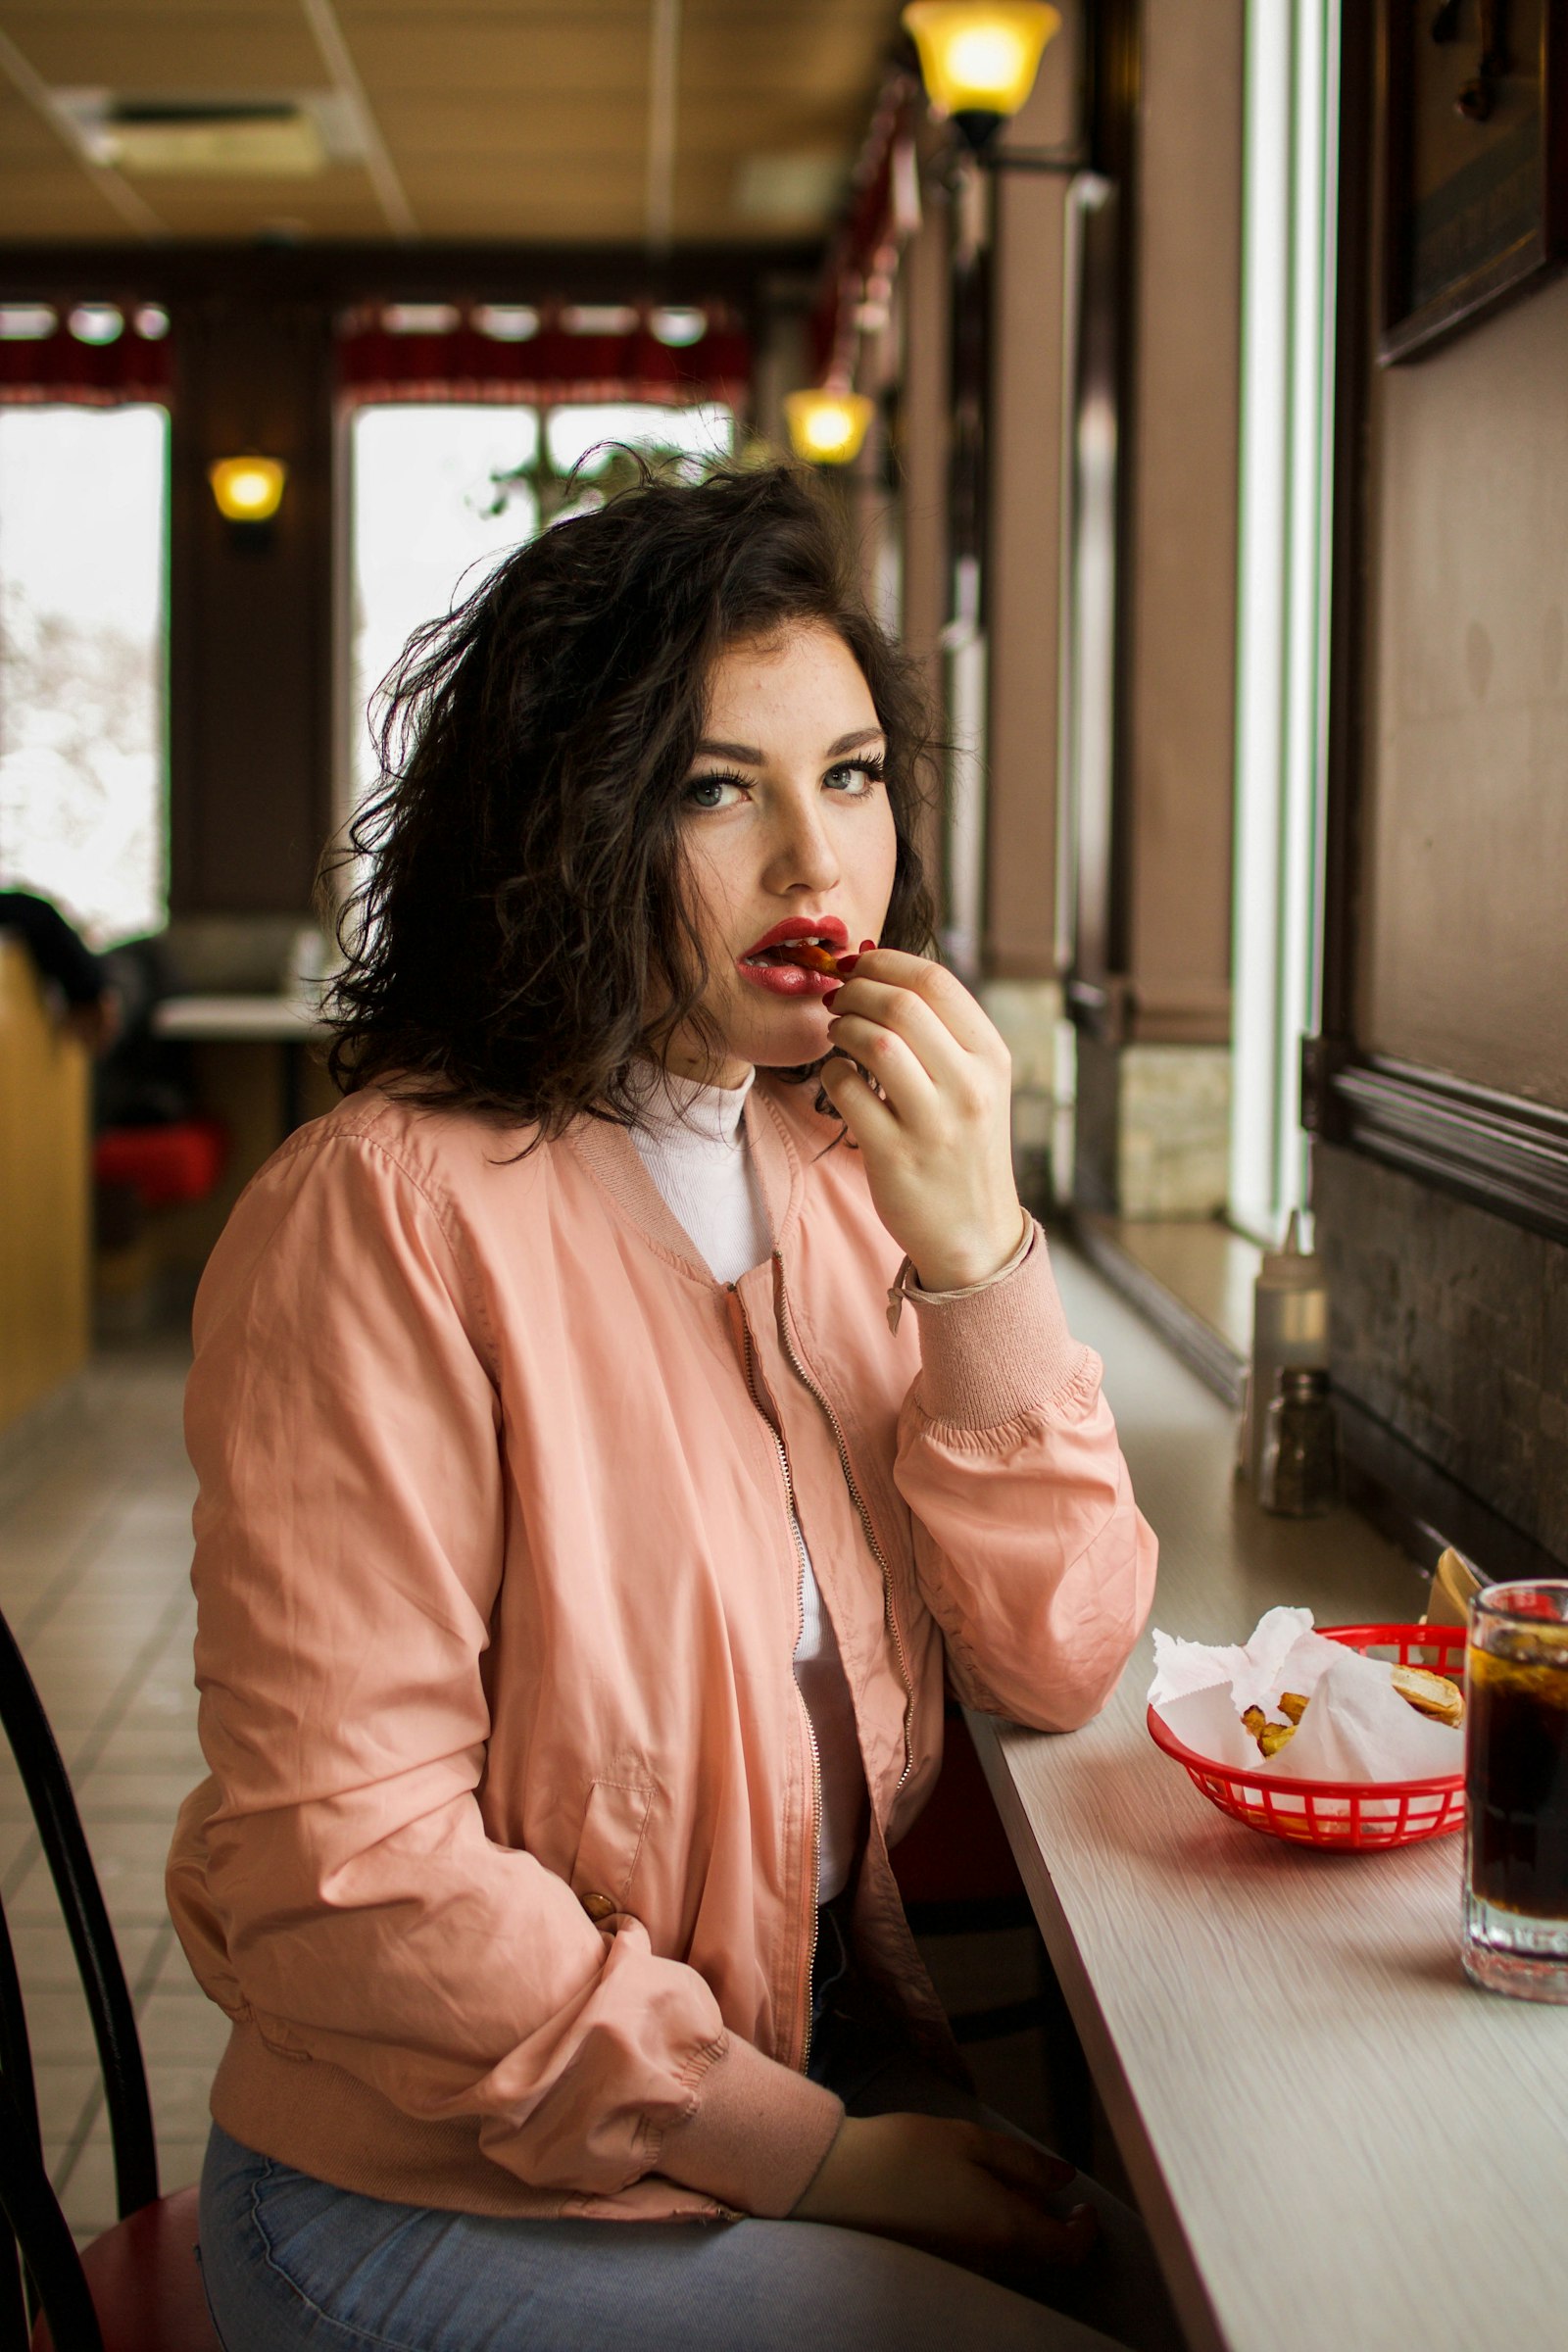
[568,1776,655,1913]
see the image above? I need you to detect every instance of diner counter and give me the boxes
[152,991,327,1042]
[971,1245,1568,2352]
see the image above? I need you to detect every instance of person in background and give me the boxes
[0,886,120,1054]
[170,465,1177,2352]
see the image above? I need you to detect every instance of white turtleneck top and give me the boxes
[628,1065,865,1901]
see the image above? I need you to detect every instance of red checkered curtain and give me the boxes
[0,302,172,406]
[338,302,749,410]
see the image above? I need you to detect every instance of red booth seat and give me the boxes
[93,1118,228,1210]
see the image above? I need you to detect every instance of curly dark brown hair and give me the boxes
[323,459,939,1141]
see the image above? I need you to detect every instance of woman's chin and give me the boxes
[735,1005,832,1067]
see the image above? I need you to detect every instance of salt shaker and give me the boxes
[1257,1366,1339,1517]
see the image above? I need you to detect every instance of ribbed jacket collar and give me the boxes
[564,1074,808,1281]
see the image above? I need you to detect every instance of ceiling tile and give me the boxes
[136,175,391,237]
[0,88,66,159]
[0,0,903,246]
[370,93,648,159]
[0,9,324,89]
[0,165,137,237]
[339,16,650,98]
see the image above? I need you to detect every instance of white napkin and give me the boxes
[1149,1606,1463,1800]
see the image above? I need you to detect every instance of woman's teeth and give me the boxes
[747,939,839,971]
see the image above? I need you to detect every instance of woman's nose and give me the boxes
[760,793,839,894]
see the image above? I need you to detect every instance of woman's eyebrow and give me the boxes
[690,727,887,764]
[693,737,764,763]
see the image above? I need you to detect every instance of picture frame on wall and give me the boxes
[1380,0,1568,363]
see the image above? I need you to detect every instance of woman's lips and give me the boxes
[741,916,850,958]
[736,928,848,997]
[736,957,840,998]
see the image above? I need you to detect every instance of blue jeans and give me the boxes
[199,1940,1183,2352]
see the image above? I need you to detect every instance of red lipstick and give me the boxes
[736,914,851,999]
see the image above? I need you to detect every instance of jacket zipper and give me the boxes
[732,1290,821,2075]
[772,1252,916,1794]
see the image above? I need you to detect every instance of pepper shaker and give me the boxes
[1257,1365,1339,1517]
[1239,1211,1329,1485]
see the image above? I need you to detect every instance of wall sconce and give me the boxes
[783,387,875,466]
[902,2,1071,163]
[208,456,287,523]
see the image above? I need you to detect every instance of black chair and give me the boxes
[0,1602,218,2352]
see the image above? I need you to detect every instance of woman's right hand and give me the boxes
[790,2110,1099,2288]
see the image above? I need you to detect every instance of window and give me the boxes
[1229,0,1342,1245]
[0,405,169,945]
[349,404,542,808]
[347,399,733,813]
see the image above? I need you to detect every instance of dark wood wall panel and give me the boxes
[168,300,335,916]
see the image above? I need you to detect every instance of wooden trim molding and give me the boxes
[0,242,816,308]
[1303,1040,1568,1248]
[1125,980,1231,1048]
[1065,976,1230,1047]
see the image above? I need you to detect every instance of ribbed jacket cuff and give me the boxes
[905,1220,1093,1430]
[655,2033,844,2217]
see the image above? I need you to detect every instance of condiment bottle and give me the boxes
[1257,1365,1339,1517]
[1239,1210,1328,1487]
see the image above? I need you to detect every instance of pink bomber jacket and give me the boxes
[167,1075,1157,2223]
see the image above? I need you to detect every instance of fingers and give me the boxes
[975,2174,1098,2279]
[971,2131,1080,2201]
[1015,2199,1099,2274]
[841,949,1006,1061]
[950,2178,1098,2286]
[809,2113,1099,2288]
[821,1006,943,1127]
[826,967,1005,1117]
[817,1051,900,1148]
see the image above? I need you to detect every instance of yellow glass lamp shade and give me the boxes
[208,456,287,522]
[902,3,1060,132]
[784,388,875,466]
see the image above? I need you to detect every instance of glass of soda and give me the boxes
[1463,1581,1568,2003]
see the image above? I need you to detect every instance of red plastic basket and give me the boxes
[1147,1623,1467,1851]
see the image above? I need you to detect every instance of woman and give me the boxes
[171,464,1171,2351]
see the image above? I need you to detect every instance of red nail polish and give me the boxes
[859,939,876,954]
[835,955,859,977]
[822,987,842,1008]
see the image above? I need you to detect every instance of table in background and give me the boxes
[972,1245,1568,2352]
[153,994,328,1133]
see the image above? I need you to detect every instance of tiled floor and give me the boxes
[0,1334,225,2246]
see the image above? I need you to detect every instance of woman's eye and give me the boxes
[825,760,883,794]
[684,774,744,810]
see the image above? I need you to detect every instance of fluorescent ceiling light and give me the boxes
[49,88,367,178]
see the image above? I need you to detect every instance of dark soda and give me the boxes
[1466,1643,1568,1919]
